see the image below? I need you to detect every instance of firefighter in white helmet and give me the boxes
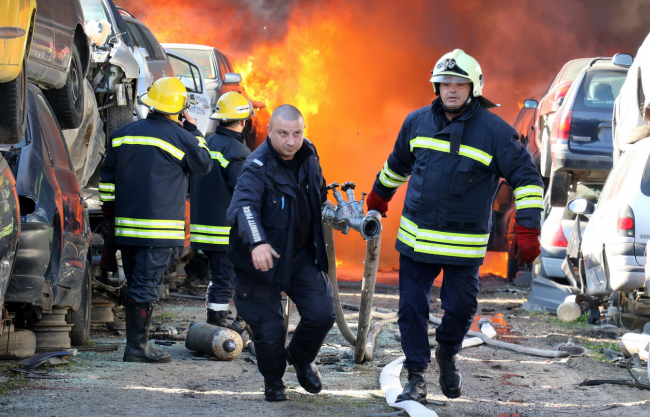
[367,50,543,401]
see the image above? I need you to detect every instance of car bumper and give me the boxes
[606,243,645,291]
[551,140,613,173]
[541,245,566,278]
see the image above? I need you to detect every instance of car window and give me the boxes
[216,53,228,81]
[138,25,166,61]
[80,0,114,38]
[125,22,149,55]
[558,59,591,84]
[639,153,650,197]
[574,70,627,111]
[222,54,234,73]
[167,49,217,79]
[600,150,637,204]
[35,95,72,170]
[169,55,202,93]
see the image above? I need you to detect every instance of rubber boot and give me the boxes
[435,345,462,398]
[286,349,323,394]
[264,378,288,402]
[206,309,228,327]
[123,302,172,363]
[395,367,427,404]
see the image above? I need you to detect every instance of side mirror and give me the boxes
[612,53,633,68]
[139,47,150,59]
[567,198,595,215]
[523,99,538,109]
[224,73,242,84]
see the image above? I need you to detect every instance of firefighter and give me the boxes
[226,105,336,402]
[190,92,253,327]
[99,77,212,363]
[366,50,543,401]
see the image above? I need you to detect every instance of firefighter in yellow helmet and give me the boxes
[189,92,254,327]
[367,50,543,400]
[99,77,212,363]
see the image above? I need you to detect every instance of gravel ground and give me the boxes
[1,277,649,416]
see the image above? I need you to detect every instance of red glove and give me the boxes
[509,225,541,268]
[367,189,393,216]
[98,205,117,273]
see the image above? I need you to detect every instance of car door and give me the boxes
[125,20,171,81]
[166,51,214,136]
[35,93,88,290]
[217,52,239,95]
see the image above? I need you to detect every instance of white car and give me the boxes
[570,141,650,297]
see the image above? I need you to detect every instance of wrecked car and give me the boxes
[0,84,92,346]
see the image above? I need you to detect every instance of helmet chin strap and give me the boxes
[442,96,472,114]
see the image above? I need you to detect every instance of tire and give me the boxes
[43,43,84,129]
[0,55,27,144]
[549,170,569,207]
[106,86,134,139]
[69,259,92,346]
[0,329,36,359]
[540,125,552,177]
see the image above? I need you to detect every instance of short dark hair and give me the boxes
[219,119,241,128]
[270,104,304,126]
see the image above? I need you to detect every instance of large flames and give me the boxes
[117,0,650,282]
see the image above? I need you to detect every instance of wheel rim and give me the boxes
[71,58,80,103]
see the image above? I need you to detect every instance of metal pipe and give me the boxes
[354,235,381,363]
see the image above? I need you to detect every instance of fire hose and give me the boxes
[283,181,385,363]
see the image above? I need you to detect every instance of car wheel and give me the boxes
[549,170,569,207]
[68,258,92,346]
[540,126,552,178]
[43,43,84,129]
[0,55,27,144]
[106,85,134,139]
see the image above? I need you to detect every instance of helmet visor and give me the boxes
[430,74,471,84]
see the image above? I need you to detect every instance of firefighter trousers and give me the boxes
[120,246,174,303]
[398,253,480,369]
[205,251,236,315]
[234,248,336,381]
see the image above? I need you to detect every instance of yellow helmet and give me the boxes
[210,91,255,121]
[430,49,496,108]
[139,77,187,115]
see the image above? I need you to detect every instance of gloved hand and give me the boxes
[366,190,392,217]
[509,225,541,268]
[97,205,118,273]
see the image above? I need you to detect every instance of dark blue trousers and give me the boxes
[120,246,174,303]
[398,254,480,369]
[234,248,336,380]
[205,250,235,316]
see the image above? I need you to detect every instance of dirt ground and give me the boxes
[1,277,649,417]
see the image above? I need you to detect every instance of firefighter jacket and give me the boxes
[226,138,329,290]
[373,98,544,266]
[99,112,213,248]
[189,126,250,251]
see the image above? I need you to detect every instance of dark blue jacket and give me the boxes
[190,126,250,251]
[100,113,212,247]
[373,98,544,266]
[226,138,328,289]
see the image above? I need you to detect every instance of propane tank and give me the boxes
[185,322,243,360]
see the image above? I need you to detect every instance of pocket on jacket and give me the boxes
[449,157,474,196]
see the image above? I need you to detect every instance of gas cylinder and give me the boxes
[185,322,243,360]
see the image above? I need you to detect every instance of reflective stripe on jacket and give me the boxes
[190,127,250,250]
[373,98,543,266]
[99,113,213,247]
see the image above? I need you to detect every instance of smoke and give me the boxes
[116,0,650,274]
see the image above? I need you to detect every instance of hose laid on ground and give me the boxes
[380,356,439,417]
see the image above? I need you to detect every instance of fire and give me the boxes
[480,252,509,278]
[116,0,649,275]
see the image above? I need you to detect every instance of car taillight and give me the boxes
[542,220,568,247]
[617,205,635,237]
[556,109,573,140]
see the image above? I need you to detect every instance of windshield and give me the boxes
[166,48,216,79]
[558,59,591,84]
[80,0,113,37]
[574,69,627,111]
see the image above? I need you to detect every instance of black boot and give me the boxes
[395,367,427,404]
[264,378,288,402]
[286,349,322,394]
[123,302,172,363]
[206,310,228,327]
[435,345,462,398]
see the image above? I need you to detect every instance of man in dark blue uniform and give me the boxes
[189,92,252,327]
[227,105,335,402]
[367,50,543,401]
[99,77,212,363]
